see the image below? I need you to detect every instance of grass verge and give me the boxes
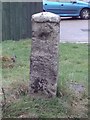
[1,39,88,118]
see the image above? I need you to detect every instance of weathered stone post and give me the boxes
[30,12,60,98]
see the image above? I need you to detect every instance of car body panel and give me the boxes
[43,0,90,17]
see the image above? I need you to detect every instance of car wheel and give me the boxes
[80,9,90,19]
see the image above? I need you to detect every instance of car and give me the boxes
[43,0,90,19]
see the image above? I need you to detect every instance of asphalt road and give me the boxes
[60,17,89,43]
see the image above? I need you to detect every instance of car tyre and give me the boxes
[80,9,90,19]
[43,9,45,12]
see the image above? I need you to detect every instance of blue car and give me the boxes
[43,0,90,19]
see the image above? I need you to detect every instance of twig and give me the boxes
[2,87,6,111]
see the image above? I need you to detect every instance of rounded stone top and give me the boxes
[32,12,61,23]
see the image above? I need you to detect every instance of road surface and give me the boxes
[60,18,89,43]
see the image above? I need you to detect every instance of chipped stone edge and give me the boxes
[32,12,61,23]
